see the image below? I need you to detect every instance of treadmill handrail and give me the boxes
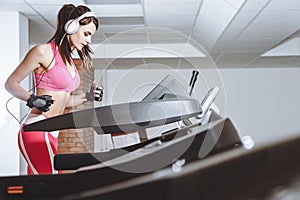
[23,98,202,134]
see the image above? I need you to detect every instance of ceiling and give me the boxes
[3,0,300,68]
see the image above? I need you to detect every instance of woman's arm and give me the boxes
[66,93,87,108]
[5,44,52,101]
[66,81,104,108]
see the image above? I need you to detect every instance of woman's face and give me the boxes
[69,21,96,51]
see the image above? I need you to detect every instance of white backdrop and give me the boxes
[0,12,29,176]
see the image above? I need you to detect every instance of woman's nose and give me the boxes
[86,36,92,44]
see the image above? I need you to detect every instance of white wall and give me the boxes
[0,12,28,176]
[220,68,300,146]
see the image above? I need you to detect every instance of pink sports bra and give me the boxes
[35,42,80,93]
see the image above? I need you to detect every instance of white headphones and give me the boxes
[64,11,96,35]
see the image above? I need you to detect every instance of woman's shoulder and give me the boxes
[32,43,53,54]
[28,43,54,60]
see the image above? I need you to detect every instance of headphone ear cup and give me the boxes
[64,19,79,35]
[64,12,96,35]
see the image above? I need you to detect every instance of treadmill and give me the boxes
[0,73,243,200]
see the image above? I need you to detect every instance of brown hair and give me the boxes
[48,4,99,69]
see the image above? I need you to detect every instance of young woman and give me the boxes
[5,4,102,175]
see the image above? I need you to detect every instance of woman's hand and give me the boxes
[86,81,103,102]
[26,94,54,112]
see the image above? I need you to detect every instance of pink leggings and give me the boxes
[18,114,61,175]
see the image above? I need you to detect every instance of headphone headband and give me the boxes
[64,11,97,35]
[76,11,96,22]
